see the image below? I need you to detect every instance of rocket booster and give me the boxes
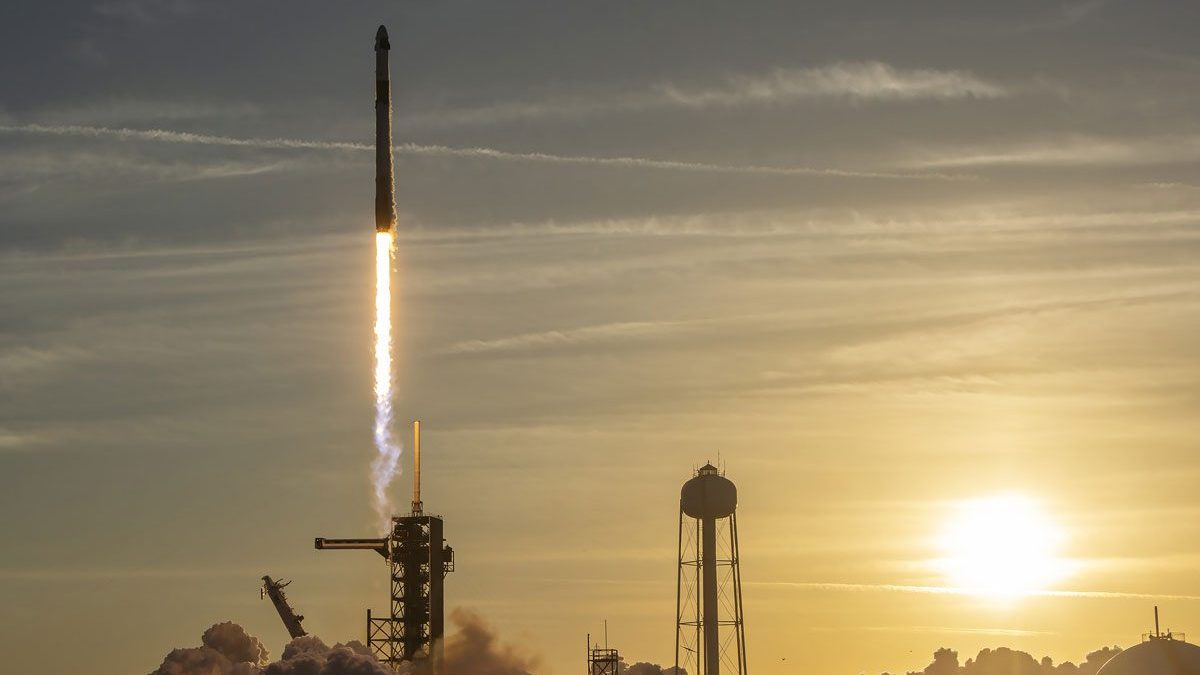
[375,25,396,234]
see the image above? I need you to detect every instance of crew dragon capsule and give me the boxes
[374,25,397,234]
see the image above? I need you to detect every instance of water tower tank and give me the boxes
[1097,638,1200,675]
[681,463,737,520]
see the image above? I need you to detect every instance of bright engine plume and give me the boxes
[369,231,400,530]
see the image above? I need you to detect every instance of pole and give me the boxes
[732,512,747,675]
[412,420,422,514]
[674,509,683,675]
[703,515,719,675]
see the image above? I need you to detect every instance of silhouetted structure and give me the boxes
[587,626,621,675]
[260,575,307,639]
[315,421,454,669]
[675,463,747,675]
[1098,607,1198,675]
[374,24,396,234]
[1143,606,1185,643]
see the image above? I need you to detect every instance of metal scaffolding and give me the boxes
[587,628,621,675]
[315,421,454,670]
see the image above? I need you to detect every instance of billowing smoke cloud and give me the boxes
[432,608,540,675]
[147,623,387,675]
[147,621,269,675]
[148,647,259,675]
[263,639,389,675]
[883,645,1122,675]
[203,622,271,665]
[144,610,557,675]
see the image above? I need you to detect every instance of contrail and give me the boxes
[0,122,969,180]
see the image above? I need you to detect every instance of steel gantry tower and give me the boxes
[315,421,454,669]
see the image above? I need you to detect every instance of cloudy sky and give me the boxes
[3,1,1200,674]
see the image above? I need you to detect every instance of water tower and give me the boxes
[675,463,747,675]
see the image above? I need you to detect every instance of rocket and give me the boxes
[374,25,397,234]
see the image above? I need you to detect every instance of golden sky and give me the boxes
[2,2,1200,674]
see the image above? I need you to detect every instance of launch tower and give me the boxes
[675,463,747,675]
[315,421,454,668]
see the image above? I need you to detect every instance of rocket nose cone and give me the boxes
[375,25,390,50]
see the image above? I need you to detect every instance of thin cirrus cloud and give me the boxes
[0,123,965,180]
[904,134,1200,169]
[0,146,285,184]
[753,581,1200,602]
[658,61,1008,106]
[405,61,1009,128]
[437,320,693,356]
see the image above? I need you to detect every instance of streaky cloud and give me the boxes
[754,580,1200,601]
[822,625,1054,637]
[658,61,1007,107]
[904,134,1200,168]
[0,123,968,181]
[405,62,1007,129]
[438,320,688,355]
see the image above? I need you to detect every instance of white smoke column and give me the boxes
[369,231,401,531]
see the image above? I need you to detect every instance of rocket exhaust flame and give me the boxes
[370,231,400,531]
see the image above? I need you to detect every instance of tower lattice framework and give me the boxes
[675,464,747,675]
[316,421,454,670]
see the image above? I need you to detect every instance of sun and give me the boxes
[934,494,1073,599]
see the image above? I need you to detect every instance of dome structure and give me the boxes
[680,463,737,520]
[1098,637,1200,675]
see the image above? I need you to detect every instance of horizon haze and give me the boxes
[3,2,1200,674]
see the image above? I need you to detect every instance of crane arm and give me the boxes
[314,537,389,558]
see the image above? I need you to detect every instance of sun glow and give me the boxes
[934,494,1073,599]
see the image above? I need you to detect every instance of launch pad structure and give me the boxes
[316,421,455,669]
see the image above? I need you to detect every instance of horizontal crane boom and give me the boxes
[314,537,389,558]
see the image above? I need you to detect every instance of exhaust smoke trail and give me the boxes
[369,231,401,531]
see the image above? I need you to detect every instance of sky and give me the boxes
[3,1,1200,674]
